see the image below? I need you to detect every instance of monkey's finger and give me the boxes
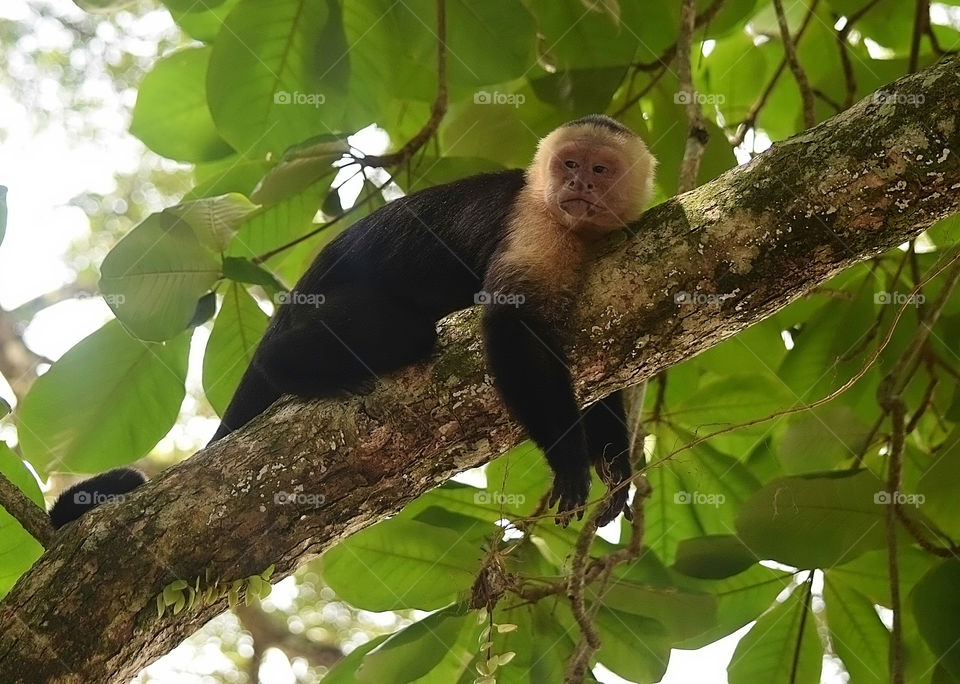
[622,504,633,521]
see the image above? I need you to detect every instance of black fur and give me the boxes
[48,467,146,529]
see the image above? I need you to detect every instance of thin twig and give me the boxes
[773,0,816,128]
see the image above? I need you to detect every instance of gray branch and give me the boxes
[1,56,959,683]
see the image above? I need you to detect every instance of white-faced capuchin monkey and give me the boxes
[49,114,656,529]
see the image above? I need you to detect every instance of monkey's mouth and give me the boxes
[559,198,601,217]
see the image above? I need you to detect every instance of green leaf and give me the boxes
[344,0,535,106]
[226,185,329,275]
[202,283,269,416]
[319,519,483,610]
[916,424,960,534]
[676,564,794,649]
[250,134,348,205]
[673,535,757,579]
[99,211,221,341]
[594,608,672,683]
[778,406,872,474]
[187,292,217,328]
[823,573,889,683]
[207,0,331,155]
[735,469,887,569]
[169,0,239,43]
[165,193,259,253]
[0,396,10,420]
[18,321,189,474]
[728,580,823,684]
[130,46,233,163]
[322,635,390,684]
[0,443,44,598]
[596,574,717,641]
[221,257,286,295]
[912,559,960,680]
[645,431,762,564]
[355,606,471,683]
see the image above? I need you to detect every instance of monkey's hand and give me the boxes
[595,457,632,528]
[548,468,591,527]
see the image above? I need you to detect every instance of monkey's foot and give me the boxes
[548,472,590,527]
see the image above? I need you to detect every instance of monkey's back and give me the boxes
[295,169,526,318]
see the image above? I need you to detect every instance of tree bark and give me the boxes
[2,56,960,683]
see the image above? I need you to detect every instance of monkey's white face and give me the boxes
[545,141,637,233]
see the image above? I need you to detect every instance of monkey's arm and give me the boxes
[581,390,633,526]
[481,300,592,525]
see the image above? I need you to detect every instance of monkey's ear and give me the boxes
[49,467,147,529]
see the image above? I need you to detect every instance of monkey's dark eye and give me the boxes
[564,160,578,169]
[593,165,607,174]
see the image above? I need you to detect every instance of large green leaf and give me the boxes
[355,606,471,683]
[594,607,672,683]
[912,559,960,680]
[168,0,240,43]
[777,406,872,474]
[735,469,887,568]
[99,211,221,341]
[130,46,233,163]
[0,443,44,598]
[165,193,259,254]
[206,0,331,155]
[344,0,535,106]
[728,580,823,684]
[18,321,189,475]
[318,518,484,611]
[823,573,889,684]
[916,424,960,535]
[596,574,717,641]
[645,432,762,564]
[676,564,795,649]
[202,284,269,416]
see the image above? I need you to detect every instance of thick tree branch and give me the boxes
[2,57,960,683]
